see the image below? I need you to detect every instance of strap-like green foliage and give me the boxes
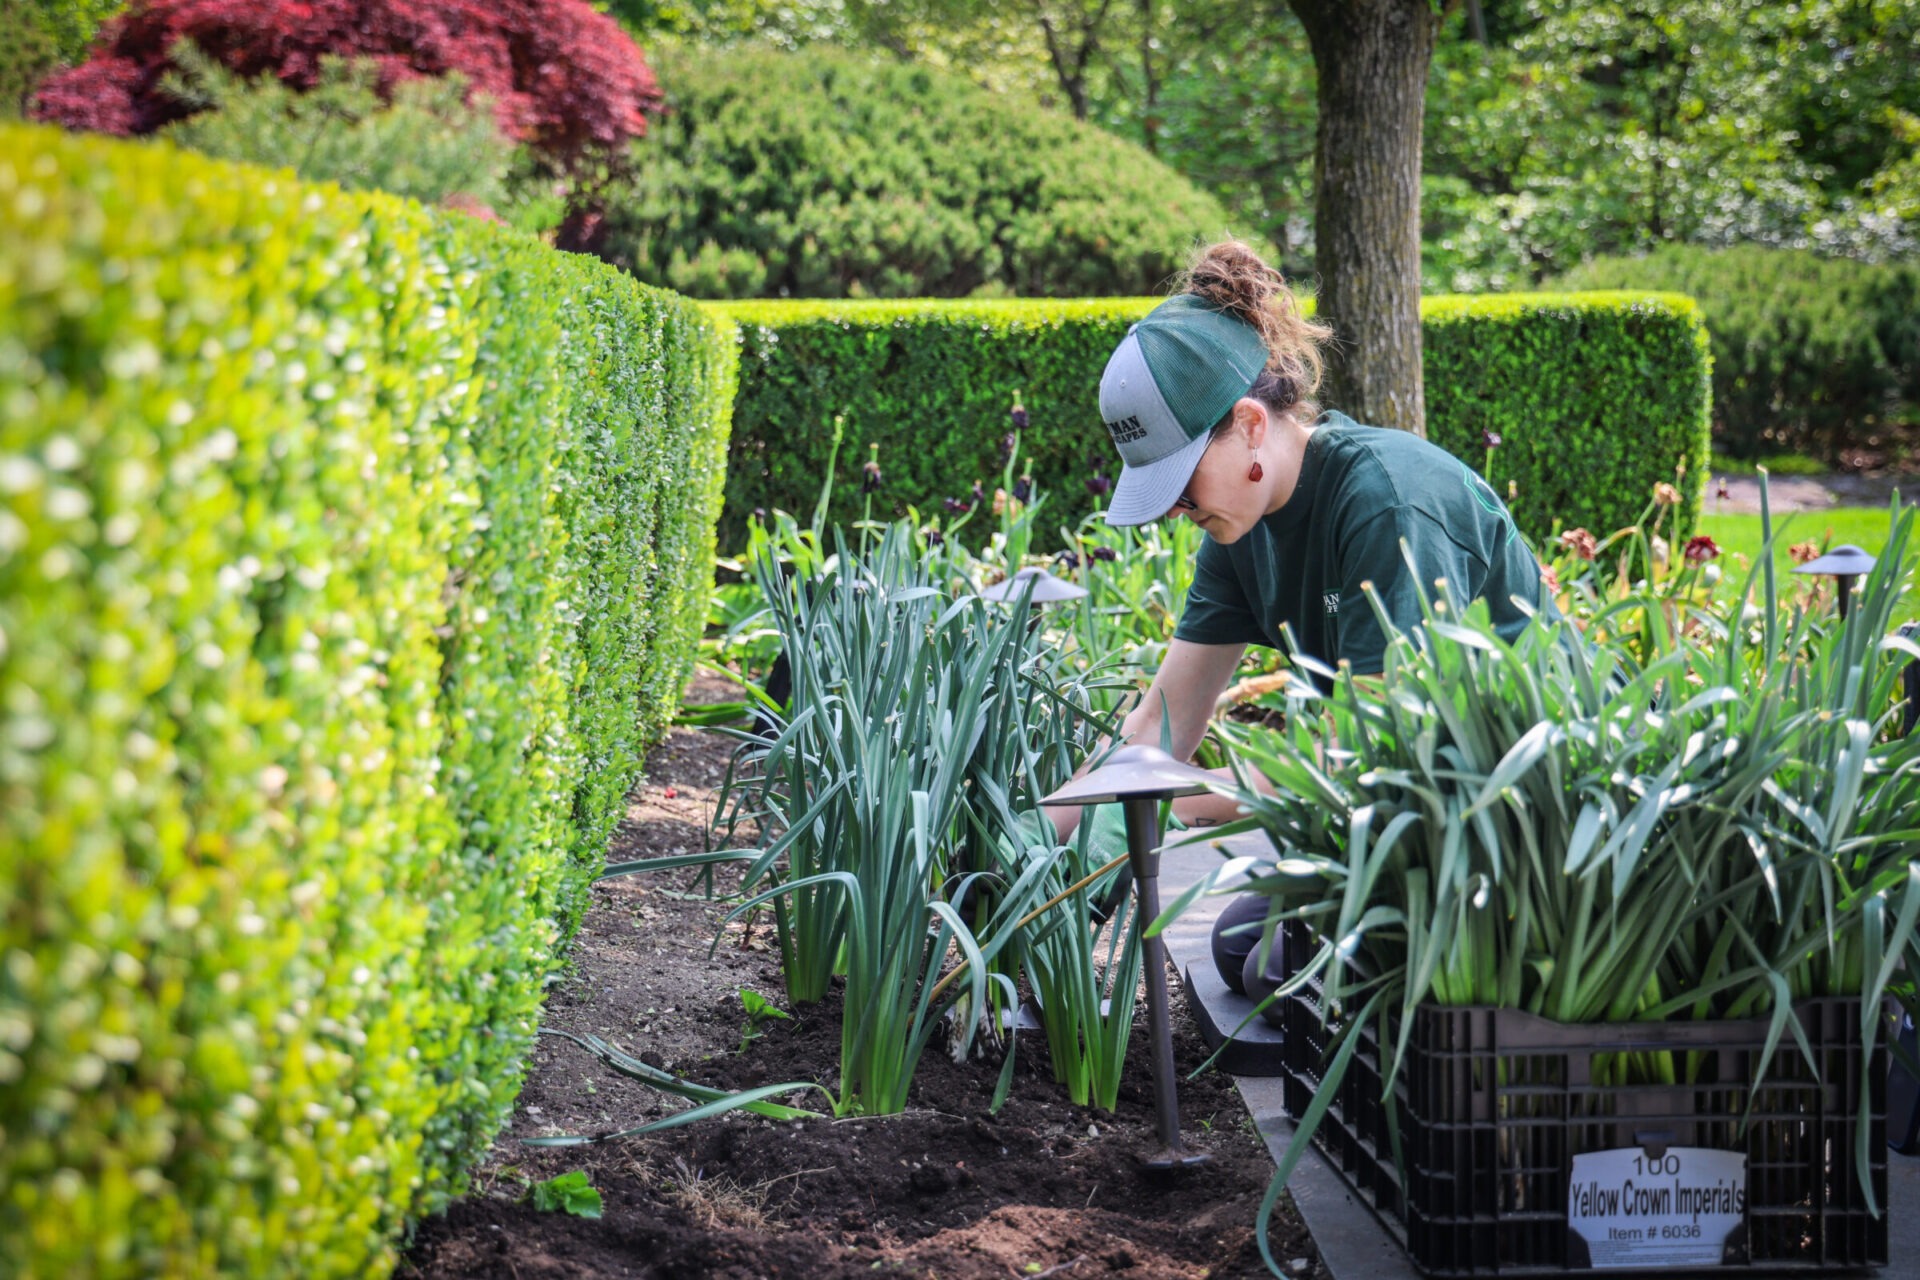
[0,123,735,1277]
[608,44,1249,301]
[1554,245,1920,463]
[715,292,1710,551]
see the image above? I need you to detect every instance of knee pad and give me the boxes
[1210,892,1275,995]
[1240,930,1289,1031]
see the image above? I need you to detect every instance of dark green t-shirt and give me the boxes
[1173,413,1546,678]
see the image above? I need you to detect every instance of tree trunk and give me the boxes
[1137,0,1161,154]
[1287,0,1435,436]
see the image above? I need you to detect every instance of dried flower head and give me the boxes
[1085,471,1112,498]
[1539,562,1560,594]
[991,487,1009,518]
[1481,429,1503,450]
[1716,477,1730,501]
[1559,528,1598,561]
[861,443,881,494]
[1089,546,1118,562]
[1653,482,1682,506]
[1012,474,1032,503]
[1789,540,1821,565]
[1010,391,1029,432]
[1055,549,1080,571]
[943,496,970,514]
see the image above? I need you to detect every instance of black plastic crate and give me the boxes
[1278,925,1888,1276]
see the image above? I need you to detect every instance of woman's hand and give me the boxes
[1044,639,1247,840]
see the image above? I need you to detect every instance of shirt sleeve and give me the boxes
[1173,539,1271,649]
[1333,508,1482,675]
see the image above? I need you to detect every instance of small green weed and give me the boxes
[529,1170,603,1219]
[738,987,791,1053]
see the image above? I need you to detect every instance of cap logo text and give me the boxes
[1106,415,1147,445]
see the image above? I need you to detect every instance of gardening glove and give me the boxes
[1080,799,1190,860]
[1080,801,1188,923]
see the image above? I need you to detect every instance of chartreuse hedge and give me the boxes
[0,123,735,1278]
[716,292,1710,550]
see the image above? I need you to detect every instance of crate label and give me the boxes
[1568,1147,1746,1268]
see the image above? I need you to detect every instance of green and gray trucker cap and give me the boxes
[1098,294,1270,526]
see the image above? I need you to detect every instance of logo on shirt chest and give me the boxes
[1323,590,1341,617]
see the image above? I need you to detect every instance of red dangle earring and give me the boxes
[1248,456,1264,482]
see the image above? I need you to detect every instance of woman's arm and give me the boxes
[1044,639,1247,840]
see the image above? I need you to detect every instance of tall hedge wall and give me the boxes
[716,292,1711,551]
[0,123,735,1278]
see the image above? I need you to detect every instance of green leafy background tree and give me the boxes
[608,0,1920,287]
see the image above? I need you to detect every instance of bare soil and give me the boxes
[396,675,1324,1280]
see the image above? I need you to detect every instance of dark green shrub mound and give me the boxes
[717,293,1710,551]
[1552,246,1920,463]
[605,44,1249,299]
[0,123,734,1278]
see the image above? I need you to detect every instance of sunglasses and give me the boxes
[1168,435,1216,513]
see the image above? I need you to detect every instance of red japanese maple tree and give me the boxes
[31,0,662,175]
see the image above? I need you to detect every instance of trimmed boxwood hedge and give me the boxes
[0,123,735,1278]
[716,292,1711,552]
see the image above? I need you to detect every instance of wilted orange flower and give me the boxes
[1788,541,1821,565]
[1653,482,1682,506]
[1559,528,1598,560]
[1683,535,1720,564]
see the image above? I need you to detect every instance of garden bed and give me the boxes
[397,680,1323,1280]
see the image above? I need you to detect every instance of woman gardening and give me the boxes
[1045,240,1550,993]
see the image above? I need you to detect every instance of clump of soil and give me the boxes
[398,677,1325,1280]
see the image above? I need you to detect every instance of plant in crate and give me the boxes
[1185,498,1920,1274]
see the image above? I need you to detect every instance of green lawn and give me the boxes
[1696,505,1920,628]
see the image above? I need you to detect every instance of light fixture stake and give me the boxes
[1793,543,1877,620]
[1042,744,1217,1171]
